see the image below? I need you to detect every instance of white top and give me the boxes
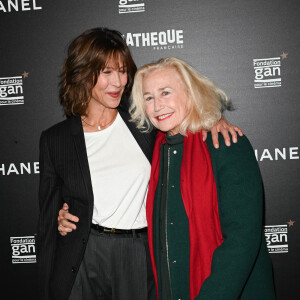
[84,113,151,229]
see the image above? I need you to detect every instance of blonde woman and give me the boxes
[130,57,276,300]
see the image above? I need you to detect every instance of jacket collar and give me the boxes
[69,115,94,217]
[70,115,83,136]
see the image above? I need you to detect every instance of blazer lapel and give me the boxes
[70,116,94,213]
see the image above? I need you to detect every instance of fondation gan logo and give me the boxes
[264,220,295,254]
[264,225,288,253]
[10,236,36,264]
[125,29,184,50]
[119,0,145,14]
[0,71,28,106]
[253,51,288,89]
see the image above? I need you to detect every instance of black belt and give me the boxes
[91,223,147,234]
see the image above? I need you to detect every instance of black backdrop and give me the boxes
[0,0,299,299]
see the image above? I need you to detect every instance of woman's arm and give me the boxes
[57,118,243,236]
[197,134,263,299]
[202,116,243,148]
[36,132,63,300]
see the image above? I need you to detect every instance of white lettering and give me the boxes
[33,0,41,10]
[272,67,280,76]
[0,1,6,12]
[158,32,167,45]
[260,149,273,161]
[8,0,18,11]
[20,163,31,174]
[34,162,39,173]
[12,245,21,256]
[153,44,184,50]
[255,147,299,161]
[12,244,35,256]
[255,68,264,80]
[167,30,175,43]
[255,67,280,80]
[27,244,35,252]
[119,0,142,5]
[126,33,134,46]
[274,148,286,160]
[0,85,23,97]
[0,164,5,175]
[7,163,19,175]
[176,30,184,44]
[142,32,150,46]
[0,0,42,12]
[1,162,39,175]
[150,32,158,46]
[125,29,184,48]
[253,59,280,67]
[132,33,141,47]
[270,233,287,244]
[290,147,299,159]
[21,0,30,11]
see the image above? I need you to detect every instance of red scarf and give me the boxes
[146,131,224,299]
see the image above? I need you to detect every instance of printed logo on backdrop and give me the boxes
[264,219,295,254]
[253,51,288,89]
[0,0,42,13]
[125,29,184,50]
[265,225,288,253]
[11,236,36,264]
[254,146,299,162]
[118,0,145,14]
[0,162,39,175]
[0,71,29,106]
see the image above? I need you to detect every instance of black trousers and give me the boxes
[68,228,157,300]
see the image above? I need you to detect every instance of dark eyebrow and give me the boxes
[104,65,125,70]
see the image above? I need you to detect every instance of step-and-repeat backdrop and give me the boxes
[1,0,299,299]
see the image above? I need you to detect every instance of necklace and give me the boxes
[81,112,117,131]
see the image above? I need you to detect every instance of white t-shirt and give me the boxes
[84,113,151,229]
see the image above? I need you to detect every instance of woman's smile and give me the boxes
[155,112,174,121]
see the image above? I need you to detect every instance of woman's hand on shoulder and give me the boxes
[202,116,243,149]
[58,203,79,236]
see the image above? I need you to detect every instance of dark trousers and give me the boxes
[68,228,157,300]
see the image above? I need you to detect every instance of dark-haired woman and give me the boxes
[36,28,242,300]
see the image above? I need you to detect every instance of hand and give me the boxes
[57,203,79,236]
[202,117,243,148]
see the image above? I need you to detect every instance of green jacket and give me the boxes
[150,132,276,300]
[197,133,276,299]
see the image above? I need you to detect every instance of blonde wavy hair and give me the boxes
[130,57,231,135]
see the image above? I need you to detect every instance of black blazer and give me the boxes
[36,108,156,300]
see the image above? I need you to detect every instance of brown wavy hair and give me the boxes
[60,28,137,116]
